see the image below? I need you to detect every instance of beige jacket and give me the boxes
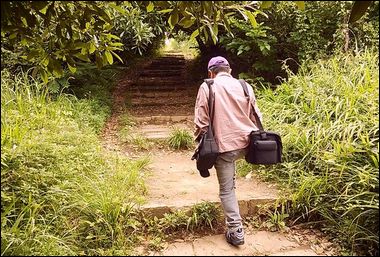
[194,72,263,153]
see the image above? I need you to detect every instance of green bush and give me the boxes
[218,1,379,85]
[168,127,194,150]
[254,49,379,255]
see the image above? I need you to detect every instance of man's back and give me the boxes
[194,72,262,153]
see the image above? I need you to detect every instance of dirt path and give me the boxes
[100,52,341,256]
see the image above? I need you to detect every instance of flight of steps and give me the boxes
[125,52,331,256]
[127,52,197,139]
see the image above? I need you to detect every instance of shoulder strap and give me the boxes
[238,79,264,131]
[204,79,215,134]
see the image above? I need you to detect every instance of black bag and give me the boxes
[239,79,282,165]
[191,79,219,177]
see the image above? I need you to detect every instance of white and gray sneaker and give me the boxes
[225,228,244,246]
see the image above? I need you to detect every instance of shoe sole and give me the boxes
[225,232,245,246]
[227,240,244,246]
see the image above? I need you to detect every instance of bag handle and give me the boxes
[204,79,216,138]
[238,79,264,131]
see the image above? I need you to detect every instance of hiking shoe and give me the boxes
[225,228,244,246]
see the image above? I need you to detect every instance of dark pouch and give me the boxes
[246,131,282,165]
[239,79,282,165]
[192,79,219,177]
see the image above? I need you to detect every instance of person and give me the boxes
[193,56,262,246]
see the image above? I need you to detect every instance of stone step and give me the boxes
[129,85,191,92]
[138,124,192,140]
[136,77,186,84]
[139,151,279,218]
[141,69,183,73]
[161,54,186,58]
[131,100,194,107]
[139,73,180,78]
[144,231,321,256]
[139,71,182,77]
[156,56,185,61]
[149,61,186,66]
[130,91,197,99]
[144,65,184,71]
[134,115,194,124]
[129,106,194,117]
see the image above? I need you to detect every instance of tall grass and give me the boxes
[1,67,150,255]
[167,127,194,150]
[254,49,379,255]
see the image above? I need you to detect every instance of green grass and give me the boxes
[138,201,221,250]
[167,127,194,150]
[1,67,150,255]
[251,49,379,255]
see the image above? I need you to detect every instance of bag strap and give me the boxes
[204,79,216,138]
[238,79,264,131]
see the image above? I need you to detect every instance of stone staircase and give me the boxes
[124,52,332,256]
[128,52,196,138]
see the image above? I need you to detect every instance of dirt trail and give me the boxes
[101,52,340,256]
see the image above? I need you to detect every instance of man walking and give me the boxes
[194,56,262,246]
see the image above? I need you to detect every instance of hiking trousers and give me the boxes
[214,148,248,231]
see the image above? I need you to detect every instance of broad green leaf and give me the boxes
[105,50,113,64]
[42,57,49,67]
[31,1,49,12]
[189,29,199,42]
[40,70,48,84]
[349,1,373,23]
[81,47,88,55]
[168,9,179,29]
[261,1,273,9]
[109,3,126,14]
[246,11,258,28]
[20,38,27,46]
[52,61,63,77]
[39,4,49,14]
[110,42,124,47]
[158,8,173,14]
[207,23,217,45]
[21,17,28,26]
[68,63,77,73]
[106,33,120,40]
[255,9,269,18]
[146,2,154,12]
[295,1,305,11]
[178,16,195,28]
[74,53,91,62]
[89,42,96,54]
[27,51,39,61]
[111,51,124,63]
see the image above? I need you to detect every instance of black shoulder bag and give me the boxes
[239,79,282,165]
[191,79,219,177]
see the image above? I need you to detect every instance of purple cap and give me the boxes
[208,56,230,70]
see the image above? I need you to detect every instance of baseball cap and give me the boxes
[208,56,230,70]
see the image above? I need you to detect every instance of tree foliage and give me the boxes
[1,2,122,81]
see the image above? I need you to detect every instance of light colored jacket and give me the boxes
[194,72,262,153]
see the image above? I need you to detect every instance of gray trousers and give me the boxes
[214,148,247,231]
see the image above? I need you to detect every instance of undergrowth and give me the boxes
[249,49,379,256]
[1,66,150,255]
